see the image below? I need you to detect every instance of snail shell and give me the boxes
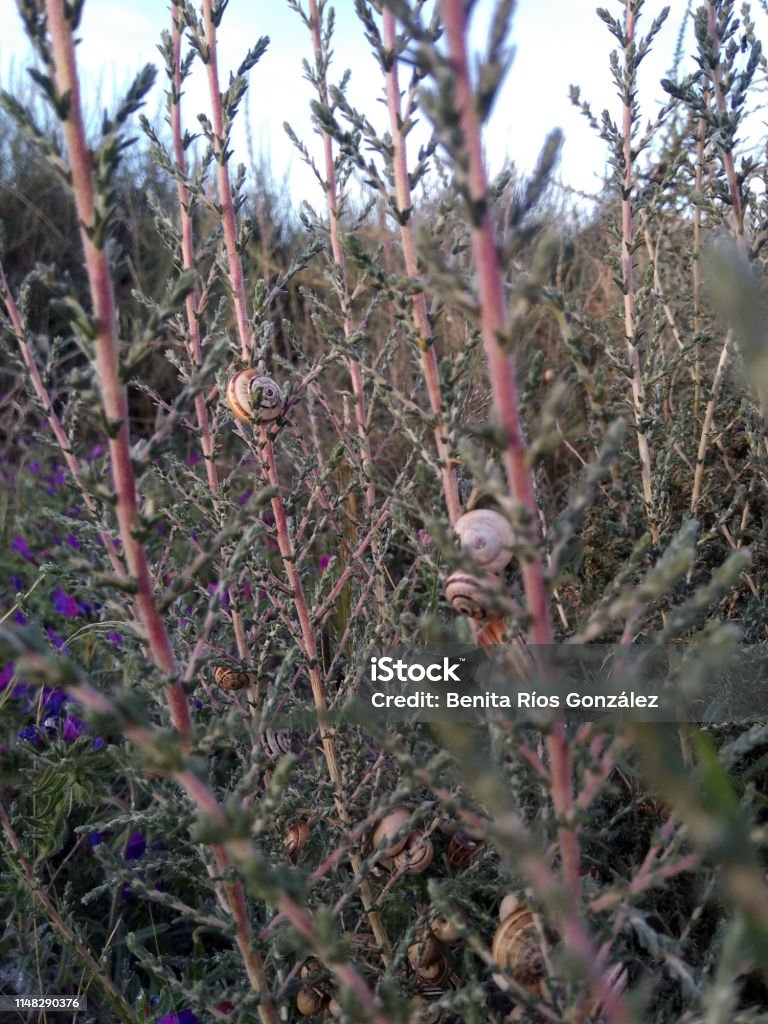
[492,903,544,991]
[445,571,511,621]
[408,936,452,986]
[213,666,252,691]
[431,913,464,945]
[455,509,516,574]
[371,804,412,859]
[259,727,296,759]
[226,369,283,423]
[447,828,485,868]
[393,829,433,874]
[284,819,310,863]
[296,986,327,1015]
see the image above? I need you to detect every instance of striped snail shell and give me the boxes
[408,936,453,986]
[259,727,296,759]
[445,570,509,621]
[213,666,252,691]
[393,829,433,874]
[284,819,310,863]
[371,804,413,859]
[492,900,544,992]
[455,508,516,574]
[226,369,283,423]
[447,828,485,868]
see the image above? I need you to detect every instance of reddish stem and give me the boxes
[202,0,253,361]
[44,0,191,745]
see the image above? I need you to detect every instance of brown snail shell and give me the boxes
[259,727,296,759]
[455,508,516,574]
[393,829,433,874]
[447,828,485,868]
[431,913,464,945]
[296,985,327,1015]
[226,369,283,423]
[213,666,251,691]
[284,819,310,863]
[492,903,544,991]
[408,936,452,986]
[371,804,412,859]
[445,571,512,621]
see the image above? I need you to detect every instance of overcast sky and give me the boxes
[2,2,766,208]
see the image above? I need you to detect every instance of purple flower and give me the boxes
[46,628,70,653]
[92,736,105,752]
[157,1012,199,1024]
[11,536,33,561]
[319,555,332,572]
[418,528,432,548]
[106,630,123,647]
[29,460,41,473]
[62,714,86,742]
[65,533,81,550]
[14,611,28,626]
[87,831,103,848]
[89,444,103,460]
[52,588,80,618]
[43,688,68,715]
[0,663,14,690]
[18,725,44,747]
[124,830,146,861]
[11,575,24,591]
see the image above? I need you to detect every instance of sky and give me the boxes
[1,1,766,210]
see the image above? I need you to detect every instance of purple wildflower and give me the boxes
[18,725,44,747]
[124,831,146,861]
[0,663,14,690]
[106,630,124,647]
[43,688,68,715]
[46,628,70,653]
[157,1012,199,1024]
[319,555,332,572]
[89,444,102,460]
[11,575,24,591]
[87,831,103,848]
[52,589,80,618]
[62,714,86,742]
[14,611,28,626]
[11,536,33,561]
[92,735,105,752]
[65,533,81,550]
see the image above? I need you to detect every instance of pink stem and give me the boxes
[44,0,191,745]
[202,0,253,361]
[382,10,461,526]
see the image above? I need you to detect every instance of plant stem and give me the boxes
[382,9,460,526]
[202,0,253,361]
[44,0,191,746]
[620,0,659,546]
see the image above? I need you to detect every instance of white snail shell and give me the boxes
[371,804,413,859]
[492,903,544,992]
[455,509,516,574]
[226,369,283,423]
[445,571,511,621]
[393,829,433,874]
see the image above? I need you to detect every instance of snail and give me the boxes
[430,912,464,945]
[447,828,485,868]
[444,570,515,621]
[213,666,252,691]
[408,936,453,986]
[226,369,283,423]
[370,804,413,859]
[296,986,327,1016]
[259,728,296,759]
[455,508,516,574]
[492,897,544,993]
[284,819,310,863]
[393,829,433,874]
